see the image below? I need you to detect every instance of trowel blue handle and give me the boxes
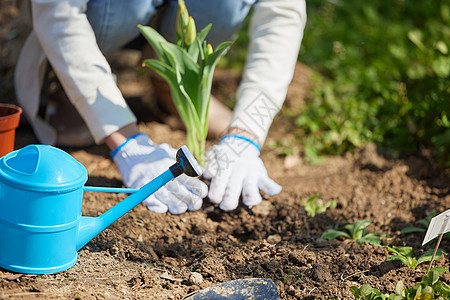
[77,168,175,250]
[83,186,139,193]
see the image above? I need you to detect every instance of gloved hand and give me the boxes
[203,135,282,211]
[111,133,208,214]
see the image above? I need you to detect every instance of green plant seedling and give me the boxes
[139,0,231,165]
[321,220,384,246]
[385,246,447,269]
[350,284,390,300]
[130,214,147,227]
[301,194,336,217]
[282,266,294,285]
[351,268,450,300]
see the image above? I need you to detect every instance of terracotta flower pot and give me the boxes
[0,104,22,158]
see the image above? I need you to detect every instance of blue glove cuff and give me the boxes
[219,134,261,153]
[110,133,145,158]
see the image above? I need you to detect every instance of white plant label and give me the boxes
[422,208,450,246]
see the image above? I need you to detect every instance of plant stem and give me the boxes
[187,128,205,166]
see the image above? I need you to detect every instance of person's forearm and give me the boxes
[229,0,307,144]
[31,0,136,143]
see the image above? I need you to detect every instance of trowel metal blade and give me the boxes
[185,278,279,300]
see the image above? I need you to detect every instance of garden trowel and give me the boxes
[185,278,279,300]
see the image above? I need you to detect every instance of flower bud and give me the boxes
[176,1,189,37]
[184,17,197,47]
[205,43,213,60]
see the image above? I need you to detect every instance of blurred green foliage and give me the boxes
[219,1,449,167]
[298,0,450,166]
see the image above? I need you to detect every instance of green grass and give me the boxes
[220,1,450,168]
[299,0,450,166]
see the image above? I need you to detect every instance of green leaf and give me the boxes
[198,41,232,120]
[429,270,440,285]
[432,56,450,78]
[159,42,200,109]
[395,280,404,296]
[350,286,360,298]
[438,112,450,128]
[139,25,169,64]
[321,229,351,240]
[417,249,447,266]
[357,233,382,246]
[303,195,335,217]
[187,24,212,60]
[359,284,374,296]
[407,29,426,52]
[428,267,448,277]
[347,220,372,240]
[435,41,448,55]
[387,255,410,267]
[142,59,195,124]
[401,227,425,234]
[414,292,433,300]
[387,246,412,257]
[422,286,434,295]
[303,194,319,206]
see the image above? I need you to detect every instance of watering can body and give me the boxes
[0,145,87,274]
[0,144,201,274]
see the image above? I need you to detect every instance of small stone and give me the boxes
[251,201,272,217]
[204,206,215,213]
[137,235,143,242]
[284,154,300,169]
[266,234,281,244]
[315,238,329,248]
[188,272,203,285]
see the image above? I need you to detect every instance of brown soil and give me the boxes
[1,2,449,299]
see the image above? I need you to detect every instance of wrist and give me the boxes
[225,127,260,146]
[105,123,140,151]
[219,132,261,153]
[109,133,145,158]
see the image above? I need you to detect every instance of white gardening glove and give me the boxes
[111,133,208,214]
[203,135,282,211]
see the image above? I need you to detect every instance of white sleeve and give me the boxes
[31,0,136,143]
[229,0,307,144]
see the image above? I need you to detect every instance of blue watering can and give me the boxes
[0,144,201,274]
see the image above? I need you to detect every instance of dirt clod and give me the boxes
[188,272,203,285]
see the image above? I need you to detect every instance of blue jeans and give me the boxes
[86,0,256,55]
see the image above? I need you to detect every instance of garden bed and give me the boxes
[1,58,449,299]
[0,2,449,297]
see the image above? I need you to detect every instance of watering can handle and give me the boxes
[83,186,139,193]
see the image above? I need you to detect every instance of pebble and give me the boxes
[284,154,300,169]
[188,272,203,285]
[266,234,281,244]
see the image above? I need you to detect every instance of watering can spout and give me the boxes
[77,217,103,250]
[76,145,202,251]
